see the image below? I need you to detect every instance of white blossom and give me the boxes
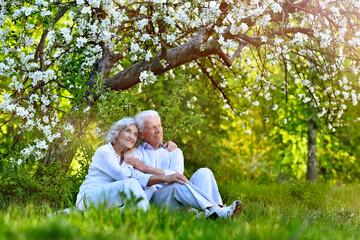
[60,28,72,43]
[164,16,176,28]
[65,123,75,134]
[35,139,48,150]
[141,34,151,42]
[94,127,102,137]
[351,91,358,106]
[245,129,252,135]
[167,34,176,44]
[145,50,153,61]
[291,32,309,46]
[265,92,272,101]
[16,106,29,118]
[252,100,259,106]
[271,2,282,13]
[76,37,87,48]
[88,0,101,8]
[135,18,148,30]
[139,70,157,85]
[21,7,34,17]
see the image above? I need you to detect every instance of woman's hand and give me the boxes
[123,147,136,158]
[164,141,177,152]
[124,157,147,173]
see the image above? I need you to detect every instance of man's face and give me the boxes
[140,116,163,149]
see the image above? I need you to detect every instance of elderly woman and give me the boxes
[76,117,176,211]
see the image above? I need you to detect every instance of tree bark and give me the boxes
[306,103,318,181]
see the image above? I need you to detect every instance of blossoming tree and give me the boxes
[1,0,360,178]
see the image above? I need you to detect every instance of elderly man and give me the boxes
[128,110,243,219]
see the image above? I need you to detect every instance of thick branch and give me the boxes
[104,27,216,90]
[88,45,123,86]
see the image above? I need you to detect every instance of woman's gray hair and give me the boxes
[134,110,161,133]
[104,117,136,144]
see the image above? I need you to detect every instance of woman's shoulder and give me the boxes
[95,143,113,156]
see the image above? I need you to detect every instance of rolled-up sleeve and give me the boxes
[132,169,153,188]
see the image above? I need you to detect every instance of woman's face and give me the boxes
[116,124,138,149]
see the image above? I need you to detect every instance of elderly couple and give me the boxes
[76,110,243,219]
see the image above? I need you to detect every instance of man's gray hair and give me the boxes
[134,110,161,133]
[104,117,136,144]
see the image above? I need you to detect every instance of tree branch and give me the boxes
[195,59,236,114]
[104,27,216,90]
[34,2,76,65]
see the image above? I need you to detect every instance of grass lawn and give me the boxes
[1,182,359,240]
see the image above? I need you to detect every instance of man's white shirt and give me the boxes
[133,142,184,189]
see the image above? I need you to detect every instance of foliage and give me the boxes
[1,183,360,240]
[0,158,73,209]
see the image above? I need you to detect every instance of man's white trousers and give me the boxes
[150,168,223,210]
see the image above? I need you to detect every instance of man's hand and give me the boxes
[124,157,147,173]
[147,172,188,186]
[165,173,189,184]
[164,141,177,152]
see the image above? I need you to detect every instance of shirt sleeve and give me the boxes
[132,147,154,188]
[93,147,133,181]
[132,169,153,188]
[163,148,184,175]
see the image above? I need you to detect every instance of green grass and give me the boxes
[1,182,360,240]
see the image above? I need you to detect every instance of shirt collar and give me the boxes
[142,141,166,150]
[107,142,120,157]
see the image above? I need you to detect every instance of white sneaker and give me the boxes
[216,200,243,219]
[197,208,218,220]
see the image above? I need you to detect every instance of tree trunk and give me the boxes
[39,45,120,175]
[306,103,318,181]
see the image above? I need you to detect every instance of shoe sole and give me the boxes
[208,211,218,220]
[231,201,244,219]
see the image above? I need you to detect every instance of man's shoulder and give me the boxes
[136,142,182,155]
[167,147,183,156]
[135,143,146,152]
[173,147,182,153]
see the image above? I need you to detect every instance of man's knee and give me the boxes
[196,168,214,177]
[164,182,189,193]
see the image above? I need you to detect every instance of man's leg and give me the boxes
[151,182,243,219]
[189,168,223,206]
[150,182,218,211]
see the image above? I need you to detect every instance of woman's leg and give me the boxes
[77,178,149,211]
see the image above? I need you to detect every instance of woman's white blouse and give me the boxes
[78,143,134,195]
